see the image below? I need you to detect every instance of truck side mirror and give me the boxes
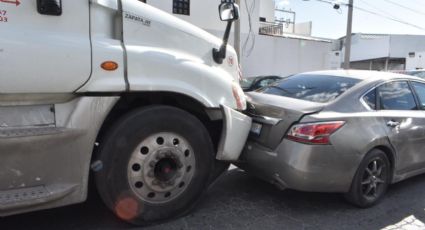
[219,3,240,21]
[213,3,240,64]
[37,0,62,16]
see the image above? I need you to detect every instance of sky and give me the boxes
[274,0,425,39]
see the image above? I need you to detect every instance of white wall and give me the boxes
[146,0,263,34]
[147,0,227,32]
[295,22,312,36]
[146,0,333,77]
[240,34,332,77]
[342,34,425,62]
[390,35,425,58]
[406,52,425,70]
[327,51,342,69]
[259,0,275,22]
[348,34,390,62]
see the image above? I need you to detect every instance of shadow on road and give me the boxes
[2,169,425,230]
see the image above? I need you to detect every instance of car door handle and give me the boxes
[387,120,400,127]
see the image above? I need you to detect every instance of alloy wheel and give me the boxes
[360,158,387,200]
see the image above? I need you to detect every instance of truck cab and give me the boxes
[0,0,251,224]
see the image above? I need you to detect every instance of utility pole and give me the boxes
[234,0,241,60]
[344,0,353,69]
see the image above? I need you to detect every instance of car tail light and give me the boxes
[232,81,247,110]
[286,121,345,145]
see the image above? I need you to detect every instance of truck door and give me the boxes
[0,0,91,93]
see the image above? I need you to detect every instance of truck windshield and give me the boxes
[258,74,361,103]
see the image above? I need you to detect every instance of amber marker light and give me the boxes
[101,61,119,71]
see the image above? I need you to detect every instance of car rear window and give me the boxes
[258,74,361,103]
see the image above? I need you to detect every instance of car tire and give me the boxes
[345,149,391,208]
[95,106,214,225]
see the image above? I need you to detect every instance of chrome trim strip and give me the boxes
[251,115,282,125]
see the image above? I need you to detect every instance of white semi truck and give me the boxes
[0,0,251,225]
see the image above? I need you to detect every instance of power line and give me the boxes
[358,0,400,21]
[353,5,425,31]
[383,0,425,16]
[310,0,425,31]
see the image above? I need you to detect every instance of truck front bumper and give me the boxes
[216,105,252,161]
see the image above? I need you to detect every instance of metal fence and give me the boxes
[259,20,295,36]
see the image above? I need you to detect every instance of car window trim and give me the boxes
[409,80,425,110]
[407,80,422,110]
[360,87,377,111]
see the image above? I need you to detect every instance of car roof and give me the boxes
[299,70,424,82]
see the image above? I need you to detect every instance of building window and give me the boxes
[173,0,190,16]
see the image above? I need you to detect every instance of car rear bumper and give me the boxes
[238,139,359,193]
[216,105,252,161]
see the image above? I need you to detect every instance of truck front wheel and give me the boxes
[95,106,214,225]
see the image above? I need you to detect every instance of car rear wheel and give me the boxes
[95,106,214,225]
[345,149,391,208]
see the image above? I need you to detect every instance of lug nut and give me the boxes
[149,161,156,168]
[148,170,154,178]
[177,162,183,169]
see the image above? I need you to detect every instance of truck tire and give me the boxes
[95,106,214,225]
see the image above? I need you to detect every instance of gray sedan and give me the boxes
[238,70,425,207]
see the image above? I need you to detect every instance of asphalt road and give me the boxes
[2,168,425,230]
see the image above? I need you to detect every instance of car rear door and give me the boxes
[378,80,425,173]
[0,0,91,93]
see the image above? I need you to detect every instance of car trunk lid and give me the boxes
[246,92,325,149]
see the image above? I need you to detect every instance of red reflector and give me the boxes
[287,121,345,145]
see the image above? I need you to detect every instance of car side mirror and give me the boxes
[219,2,240,21]
[37,0,62,16]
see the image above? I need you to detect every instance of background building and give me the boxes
[141,0,333,77]
[406,52,425,70]
[334,33,425,71]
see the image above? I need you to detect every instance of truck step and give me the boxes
[0,184,78,211]
[0,127,66,138]
[0,186,49,206]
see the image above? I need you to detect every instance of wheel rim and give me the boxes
[128,132,196,204]
[360,157,387,200]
